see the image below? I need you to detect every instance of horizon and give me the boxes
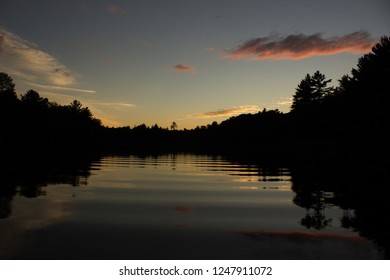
[1,0,389,129]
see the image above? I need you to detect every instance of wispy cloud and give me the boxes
[225,31,374,60]
[27,82,96,93]
[86,101,136,127]
[193,105,260,119]
[275,97,292,106]
[0,27,74,86]
[90,102,135,108]
[0,27,95,93]
[173,64,195,73]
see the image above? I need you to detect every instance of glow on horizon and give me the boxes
[0,26,378,129]
[1,0,388,129]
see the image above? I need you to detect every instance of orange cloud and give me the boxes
[107,4,127,14]
[225,32,375,60]
[174,64,195,73]
[193,105,260,119]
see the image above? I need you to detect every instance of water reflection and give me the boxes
[291,162,389,259]
[0,153,387,259]
[0,155,95,219]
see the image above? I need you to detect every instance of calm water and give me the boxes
[0,154,385,259]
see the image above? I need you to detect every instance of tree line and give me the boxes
[0,79,102,154]
[1,36,389,161]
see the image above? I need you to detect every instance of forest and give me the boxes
[0,36,389,162]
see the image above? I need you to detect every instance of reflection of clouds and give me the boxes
[233,230,381,258]
[239,186,259,190]
[232,177,256,183]
[238,185,291,191]
[0,187,73,258]
[237,230,367,243]
[95,155,292,193]
[174,207,194,230]
[174,206,193,214]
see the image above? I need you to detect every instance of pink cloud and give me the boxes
[107,4,118,13]
[225,32,375,60]
[174,64,195,73]
[107,4,127,14]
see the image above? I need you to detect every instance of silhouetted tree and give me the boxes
[69,100,83,112]
[352,36,390,87]
[0,72,17,102]
[21,89,49,108]
[171,121,178,130]
[291,74,312,112]
[327,36,390,160]
[311,71,333,100]
[291,71,332,113]
[0,72,20,150]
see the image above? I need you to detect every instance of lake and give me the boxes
[0,153,385,259]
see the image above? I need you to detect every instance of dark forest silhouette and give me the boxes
[1,36,389,161]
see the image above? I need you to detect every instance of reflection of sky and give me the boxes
[0,155,383,259]
[0,186,74,258]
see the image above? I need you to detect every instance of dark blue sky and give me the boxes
[1,0,389,127]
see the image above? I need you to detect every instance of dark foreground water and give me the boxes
[0,154,386,259]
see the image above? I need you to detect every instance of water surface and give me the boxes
[0,154,384,259]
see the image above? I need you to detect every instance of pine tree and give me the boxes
[291,71,332,113]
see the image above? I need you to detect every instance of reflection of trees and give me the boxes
[340,209,356,230]
[0,186,16,219]
[0,155,95,219]
[292,166,335,230]
[299,191,333,230]
[291,162,390,259]
[0,196,13,219]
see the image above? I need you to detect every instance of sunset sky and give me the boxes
[0,0,389,128]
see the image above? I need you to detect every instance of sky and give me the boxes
[0,0,389,129]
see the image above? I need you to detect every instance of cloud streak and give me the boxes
[0,27,75,86]
[225,32,374,60]
[91,102,135,107]
[0,27,95,94]
[193,105,260,119]
[174,64,195,73]
[27,82,96,93]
